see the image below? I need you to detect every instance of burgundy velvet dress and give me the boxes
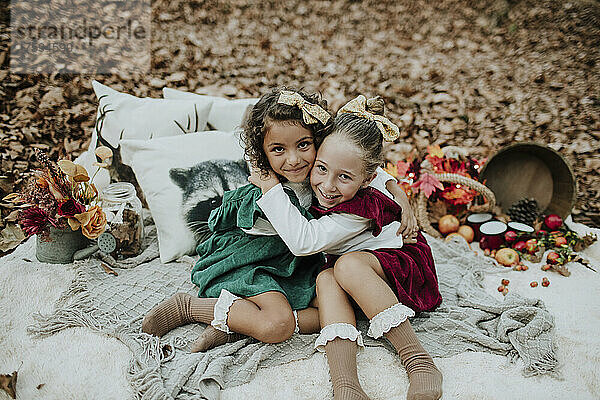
[310,187,442,313]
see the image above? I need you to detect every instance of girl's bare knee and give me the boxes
[316,268,336,289]
[255,312,295,343]
[333,253,364,288]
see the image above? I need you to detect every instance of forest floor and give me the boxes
[1,0,599,252]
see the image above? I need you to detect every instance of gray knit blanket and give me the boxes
[25,218,558,400]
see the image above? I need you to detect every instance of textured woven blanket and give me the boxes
[25,218,558,400]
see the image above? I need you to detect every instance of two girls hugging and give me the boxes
[142,87,443,400]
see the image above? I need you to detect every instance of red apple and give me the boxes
[439,215,460,235]
[546,251,560,265]
[525,238,538,254]
[495,248,520,266]
[544,214,563,230]
[554,236,567,247]
[504,230,518,243]
[513,240,527,252]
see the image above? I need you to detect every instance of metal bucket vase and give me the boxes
[36,226,89,264]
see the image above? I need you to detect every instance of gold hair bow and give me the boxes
[277,91,331,125]
[337,95,400,141]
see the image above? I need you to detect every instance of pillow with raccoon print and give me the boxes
[162,87,258,132]
[120,131,248,263]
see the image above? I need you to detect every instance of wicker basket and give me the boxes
[415,172,497,238]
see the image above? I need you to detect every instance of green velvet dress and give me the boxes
[191,184,323,310]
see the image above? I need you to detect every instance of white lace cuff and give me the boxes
[314,323,364,352]
[211,289,240,333]
[293,310,300,334]
[367,303,415,339]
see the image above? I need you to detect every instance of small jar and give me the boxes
[101,182,144,257]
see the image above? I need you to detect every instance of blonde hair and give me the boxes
[330,96,386,176]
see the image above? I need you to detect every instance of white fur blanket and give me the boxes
[1,218,599,400]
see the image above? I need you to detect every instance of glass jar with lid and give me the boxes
[101,182,144,258]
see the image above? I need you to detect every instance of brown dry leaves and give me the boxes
[0,0,599,255]
[550,264,571,277]
[0,223,26,252]
[0,371,17,399]
[101,262,118,276]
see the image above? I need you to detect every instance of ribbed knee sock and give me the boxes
[296,307,321,334]
[142,293,217,337]
[384,321,442,400]
[191,325,247,352]
[324,338,370,400]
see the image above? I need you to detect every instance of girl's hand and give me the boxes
[398,203,418,239]
[385,179,418,238]
[248,167,280,194]
[403,231,418,244]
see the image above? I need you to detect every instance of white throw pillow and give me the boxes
[93,81,214,149]
[162,87,258,132]
[119,131,249,263]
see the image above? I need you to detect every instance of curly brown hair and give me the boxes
[241,87,333,179]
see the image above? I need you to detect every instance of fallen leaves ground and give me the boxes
[1,0,599,252]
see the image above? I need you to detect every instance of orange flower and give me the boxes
[68,205,107,239]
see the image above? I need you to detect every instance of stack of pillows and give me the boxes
[76,81,258,263]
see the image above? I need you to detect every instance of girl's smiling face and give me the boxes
[263,121,316,182]
[310,135,375,208]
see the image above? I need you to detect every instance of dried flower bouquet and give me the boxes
[4,147,113,241]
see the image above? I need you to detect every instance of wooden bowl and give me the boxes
[479,142,576,219]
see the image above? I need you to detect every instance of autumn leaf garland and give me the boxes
[386,144,486,206]
[412,173,444,198]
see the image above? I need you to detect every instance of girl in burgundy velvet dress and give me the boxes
[251,95,443,400]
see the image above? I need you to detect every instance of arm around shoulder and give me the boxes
[257,185,371,256]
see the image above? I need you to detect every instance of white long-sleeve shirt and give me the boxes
[256,182,403,257]
[241,166,396,237]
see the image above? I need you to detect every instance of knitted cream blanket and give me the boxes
[23,219,557,400]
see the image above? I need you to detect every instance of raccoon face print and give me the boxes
[170,159,249,241]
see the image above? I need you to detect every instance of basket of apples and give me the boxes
[384,145,496,240]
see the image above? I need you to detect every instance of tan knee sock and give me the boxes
[142,293,217,337]
[384,321,442,400]
[325,338,370,400]
[191,326,247,352]
[296,307,321,334]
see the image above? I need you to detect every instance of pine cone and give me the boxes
[507,198,540,226]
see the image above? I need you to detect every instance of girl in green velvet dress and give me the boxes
[142,87,334,350]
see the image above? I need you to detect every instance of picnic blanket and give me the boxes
[20,213,557,400]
